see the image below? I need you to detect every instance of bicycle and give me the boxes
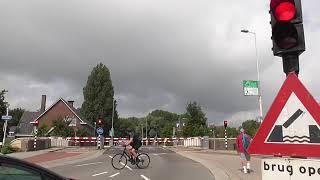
[111,145,150,170]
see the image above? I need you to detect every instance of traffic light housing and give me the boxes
[270,0,305,57]
[34,120,39,127]
[97,119,103,127]
[224,121,228,129]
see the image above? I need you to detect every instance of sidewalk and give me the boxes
[6,147,65,159]
[169,147,261,180]
[5,147,105,169]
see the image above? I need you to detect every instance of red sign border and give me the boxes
[248,73,320,157]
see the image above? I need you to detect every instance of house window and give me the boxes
[64,116,77,127]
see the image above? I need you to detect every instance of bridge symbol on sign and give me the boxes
[248,73,320,158]
[267,105,320,144]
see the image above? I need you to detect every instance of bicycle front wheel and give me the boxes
[111,153,127,170]
[136,153,150,169]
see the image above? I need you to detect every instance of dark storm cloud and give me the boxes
[1,0,320,126]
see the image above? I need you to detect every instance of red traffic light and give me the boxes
[224,121,228,128]
[275,2,295,21]
[34,120,39,126]
[274,1,296,21]
[97,119,103,125]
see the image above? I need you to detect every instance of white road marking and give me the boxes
[109,172,120,178]
[92,171,108,177]
[120,162,133,171]
[109,155,113,158]
[152,153,166,156]
[76,162,103,167]
[140,174,150,180]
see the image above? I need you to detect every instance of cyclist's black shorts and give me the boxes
[130,142,141,150]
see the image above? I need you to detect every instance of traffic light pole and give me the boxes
[282,54,300,76]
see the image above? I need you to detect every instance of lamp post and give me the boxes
[111,98,118,146]
[241,29,263,121]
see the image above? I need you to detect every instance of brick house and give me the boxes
[16,95,94,137]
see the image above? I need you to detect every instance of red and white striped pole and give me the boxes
[34,120,39,151]
[224,121,228,150]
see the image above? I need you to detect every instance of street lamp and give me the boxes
[241,29,263,121]
[111,99,118,134]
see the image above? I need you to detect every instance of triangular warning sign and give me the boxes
[248,73,320,157]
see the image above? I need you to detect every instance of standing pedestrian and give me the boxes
[236,128,252,174]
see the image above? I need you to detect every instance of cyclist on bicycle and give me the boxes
[125,130,142,163]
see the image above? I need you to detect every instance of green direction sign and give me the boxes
[243,80,259,96]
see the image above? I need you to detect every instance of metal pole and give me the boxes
[253,33,263,121]
[111,99,115,146]
[212,130,216,151]
[111,99,115,135]
[2,107,9,145]
[241,30,263,122]
[145,117,148,146]
[94,122,96,136]
[141,126,144,146]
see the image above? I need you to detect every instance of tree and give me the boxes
[36,124,50,137]
[81,63,117,132]
[212,126,238,138]
[76,128,89,137]
[114,117,139,137]
[182,102,209,137]
[240,120,261,137]
[8,108,24,127]
[51,117,74,137]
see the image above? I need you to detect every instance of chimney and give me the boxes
[68,100,74,107]
[40,95,46,113]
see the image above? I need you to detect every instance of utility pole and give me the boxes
[2,107,9,146]
[145,117,148,145]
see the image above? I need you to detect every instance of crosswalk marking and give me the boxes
[76,162,103,167]
[109,172,120,178]
[92,171,108,177]
[140,174,150,180]
[120,162,133,171]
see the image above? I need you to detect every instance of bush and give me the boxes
[0,144,18,154]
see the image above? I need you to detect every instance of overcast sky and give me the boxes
[1,0,319,127]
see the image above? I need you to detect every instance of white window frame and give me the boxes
[64,116,77,127]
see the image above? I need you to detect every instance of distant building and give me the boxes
[16,95,94,137]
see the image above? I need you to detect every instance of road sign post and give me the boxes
[1,107,11,146]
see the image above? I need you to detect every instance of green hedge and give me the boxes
[0,144,19,154]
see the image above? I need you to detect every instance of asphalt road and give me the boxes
[50,146,214,180]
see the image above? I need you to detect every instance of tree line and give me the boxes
[0,63,261,138]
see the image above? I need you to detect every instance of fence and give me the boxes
[26,136,238,151]
[50,137,69,147]
[209,138,237,150]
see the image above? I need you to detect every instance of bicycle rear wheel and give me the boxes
[136,153,150,169]
[111,153,127,170]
